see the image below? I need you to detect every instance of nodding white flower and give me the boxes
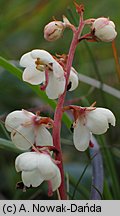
[20,49,66,99]
[68,67,79,91]
[92,17,117,42]
[68,106,115,151]
[15,152,61,191]
[44,21,65,42]
[5,109,53,150]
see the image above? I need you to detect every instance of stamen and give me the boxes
[35,58,45,71]
[35,58,41,66]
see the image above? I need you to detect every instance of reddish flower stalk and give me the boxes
[52,13,85,200]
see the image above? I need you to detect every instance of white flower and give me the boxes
[5,109,53,150]
[73,107,116,151]
[15,152,61,191]
[92,17,117,42]
[20,49,66,99]
[68,67,79,91]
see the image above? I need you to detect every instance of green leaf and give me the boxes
[69,174,89,199]
[103,179,113,200]
[98,135,120,199]
[0,138,21,153]
[71,163,89,199]
[0,121,10,139]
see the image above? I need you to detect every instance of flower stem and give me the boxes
[52,14,85,200]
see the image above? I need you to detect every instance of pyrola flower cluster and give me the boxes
[20,49,78,99]
[64,105,116,151]
[15,152,61,191]
[5,109,53,150]
[4,3,117,199]
[5,109,61,194]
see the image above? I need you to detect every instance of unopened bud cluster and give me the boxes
[44,16,117,43]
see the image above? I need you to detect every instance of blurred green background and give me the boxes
[0,0,120,200]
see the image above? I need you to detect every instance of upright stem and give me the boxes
[52,15,85,200]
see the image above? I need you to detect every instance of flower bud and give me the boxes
[44,21,65,42]
[92,17,117,42]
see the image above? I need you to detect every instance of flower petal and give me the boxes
[11,125,34,150]
[52,61,64,78]
[36,125,53,146]
[73,120,91,151]
[37,154,58,180]
[51,167,61,191]
[93,17,109,29]
[46,72,65,99]
[20,52,35,67]
[86,109,109,134]
[22,66,45,85]
[22,109,35,119]
[68,68,79,91]
[31,49,54,64]
[15,152,40,172]
[5,110,33,132]
[96,25,117,42]
[109,21,115,29]
[94,108,116,126]
[22,170,44,187]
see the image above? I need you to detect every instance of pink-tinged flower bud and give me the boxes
[44,21,65,42]
[92,17,117,42]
